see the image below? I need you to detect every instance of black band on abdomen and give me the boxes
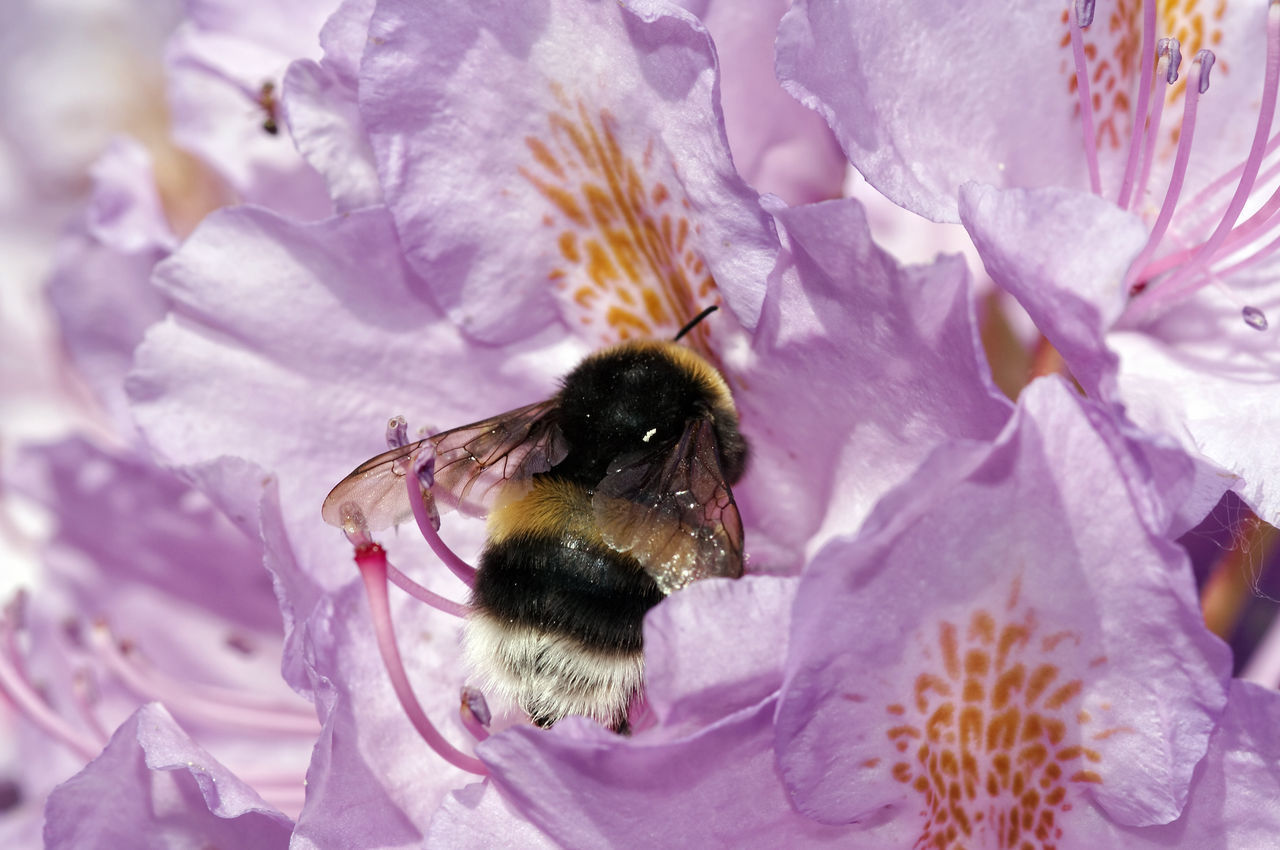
[473,534,665,654]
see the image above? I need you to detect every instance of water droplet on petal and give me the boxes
[1242,305,1269,331]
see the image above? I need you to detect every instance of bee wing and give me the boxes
[321,399,566,532]
[592,416,744,594]
[321,438,431,531]
[427,399,567,516]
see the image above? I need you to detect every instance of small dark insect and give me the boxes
[257,81,279,136]
[323,308,746,731]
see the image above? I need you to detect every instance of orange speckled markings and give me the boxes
[887,582,1130,849]
[519,86,719,356]
[1059,0,1227,151]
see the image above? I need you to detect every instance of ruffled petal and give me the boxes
[776,378,1230,834]
[43,704,293,849]
[359,0,776,342]
[738,197,1011,567]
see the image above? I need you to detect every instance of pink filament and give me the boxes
[1118,0,1159,209]
[386,562,470,619]
[355,543,487,776]
[1139,4,1280,309]
[406,470,477,588]
[1132,47,1174,212]
[0,619,104,762]
[1069,6,1103,195]
[90,628,321,735]
[1120,53,1209,302]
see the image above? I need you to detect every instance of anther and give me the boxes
[1158,38,1181,84]
[1196,49,1215,94]
[1074,0,1095,28]
[460,686,492,742]
[386,416,410,450]
[1242,305,1270,331]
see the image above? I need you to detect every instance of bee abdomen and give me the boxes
[473,533,664,652]
[464,612,643,730]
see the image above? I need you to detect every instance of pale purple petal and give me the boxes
[959,183,1148,398]
[480,701,859,848]
[777,378,1229,834]
[11,440,280,638]
[164,0,334,219]
[776,0,1269,222]
[43,704,292,849]
[129,205,581,588]
[283,578,478,845]
[677,0,845,205]
[427,782,559,850]
[282,0,381,211]
[1111,283,1280,524]
[738,198,1011,566]
[283,59,381,212]
[359,0,777,342]
[641,576,793,734]
[1061,679,1280,848]
[46,138,172,435]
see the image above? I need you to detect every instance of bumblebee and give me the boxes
[323,313,746,732]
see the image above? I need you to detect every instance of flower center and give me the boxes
[519,86,720,355]
[876,586,1131,849]
[1066,0,1280,331]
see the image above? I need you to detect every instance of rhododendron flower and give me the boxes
[119,0,1024,838]
[6,0,1278,845]
[1,441,315,845]
[776,378,1235,844]
[778,0,1280,524]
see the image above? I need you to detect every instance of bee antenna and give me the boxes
[673,305,718,342]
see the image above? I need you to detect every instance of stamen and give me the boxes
[1117,0,1159,210]
[0,614,103,762]
[354,542,487,775]
[1132,39,1181,211]
[1075,0,1095,29]
[103,634,318,717]
[405,455,477,587]
[1120,50,1213,303]
[460,686,491,742]
[89,627,320,734]
[1139,6,1280,310]
[1242,305,1270,331]
[386,415,410,450]
[1069,0,1102,195]
[341,497,469,617]
[386,562,470,619]
[1210,229,1280,282]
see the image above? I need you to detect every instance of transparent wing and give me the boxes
[427,399,566,516]
[322,399,565,531]
[592,416,744,594]
[321,439,430,531]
